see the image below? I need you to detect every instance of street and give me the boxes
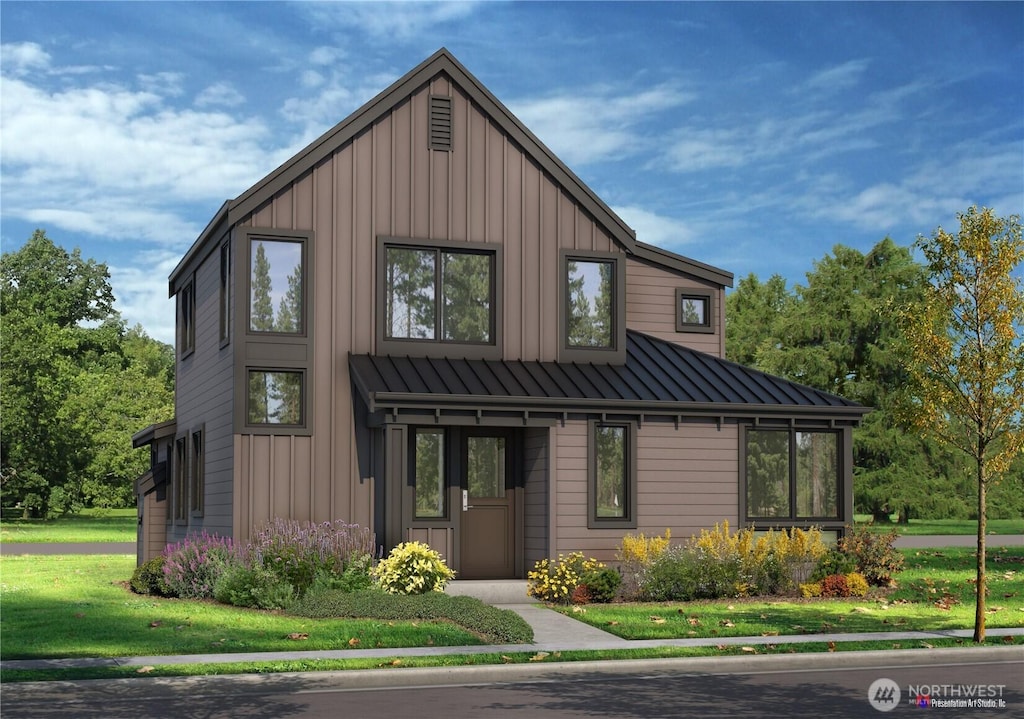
[3,650,1021,718]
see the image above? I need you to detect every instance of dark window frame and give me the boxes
[675,287,715,334]
[410,427,449,521]
[587,419,637,529]
[376,236,503,360]
[190,427,204,517]
[245,233,309,338]
[739,425,844,524]
[173,436,188,524]
[559,249,626,364]
[179,277,195,359]
[244,368,307,429]
[219,241,231,347]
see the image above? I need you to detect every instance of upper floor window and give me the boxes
[219,242,231,345]
[676,288,714,334]
[377,237,501,359]
[249,237,304,334]
[179,278,195,358]
[247,369,304,426]
[560,250,625,362]
[744,428,840,521]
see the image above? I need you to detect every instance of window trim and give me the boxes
[587,419,637,529]
[559,249,626,364]
[675,287,715,334]
[219,241,231,347]
[245,231,310,338]
[173,436,188,524]
[190,427,204,517]
[244,368,308,430]
[376,236,503,360]
[179,277,195,359]
[740,425,845,525]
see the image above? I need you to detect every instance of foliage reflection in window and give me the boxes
[247,370,303,425]
[385,246,492,343]
[746,429,840,520]
[250,239,303,333]
[467,436,505,499]
[796,432,838,518]
[746,430,789,518]
[595,424,626,518]
[415,429,445,518]
[566,259,614,348]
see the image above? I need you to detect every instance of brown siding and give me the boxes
[408,526,455,565]
[139,494,167,563]
[523,426,550,568]
[626,258,725,357]
[551,420,738,563]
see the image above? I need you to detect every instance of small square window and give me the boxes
[675,288,714,333]
[247,370,304,426]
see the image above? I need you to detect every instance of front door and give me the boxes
[459,430,516,579]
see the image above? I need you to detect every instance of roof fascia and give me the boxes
[224,48,637,252]
[633,241,734,288]
[169,201,229,293]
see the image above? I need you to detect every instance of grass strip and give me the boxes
[1,508,136,543]
[853,516,1023,536]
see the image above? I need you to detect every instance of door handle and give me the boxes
[462,490,469,512]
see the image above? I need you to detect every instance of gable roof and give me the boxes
[171,48,733,291]
[349,330,868,426]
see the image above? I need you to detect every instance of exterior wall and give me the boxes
[551,419,738,563]
[523,426,550,569]
[172,236,234,542]
[138,493,167,564]
[626,258,725,357]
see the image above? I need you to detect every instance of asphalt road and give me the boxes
[3,650,1022,719]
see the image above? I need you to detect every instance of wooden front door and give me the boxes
[459,430,516,579]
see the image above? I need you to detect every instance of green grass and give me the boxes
[0,555,486,660]
[554,547,1023,640]
[0,508,136,543]
[2,636,1017,683]
[853,515,1024,536]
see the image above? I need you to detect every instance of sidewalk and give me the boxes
[3,601,1022,672]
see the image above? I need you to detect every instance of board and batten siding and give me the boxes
[172,233,234,542]
[626,258,725,357]
[231,74,634,541]
[552,420,738,563]
[523,426,550,569]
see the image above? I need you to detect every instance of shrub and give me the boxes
[130,556,171,596]
[799,581,822,598]
[162,531,238,599]
[244,518,377,596]
[839,526,904,586]
[820,573,850,598]
[581,567,622,603]
[812,547,858,582]
[845,571,870,597]
[290,588,533,644]
[213,565,296,610]
[527,552,604,603]
[616,529,670,599]
[372,541,455,595]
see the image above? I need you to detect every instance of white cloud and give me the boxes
[1,41,51,74]
[302,1,479,41]
[510,84,694,167]
[612,204,697,248]
[196,81,246,108]
[801,59,870,93]
[109,250,182,344]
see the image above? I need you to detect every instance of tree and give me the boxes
[724,273,794,366]
[897,206,1023,643]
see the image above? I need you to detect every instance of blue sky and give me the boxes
[2,2,1021,345]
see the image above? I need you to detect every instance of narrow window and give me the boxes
[190,430,204,516]
[566,259,615,348]
[796,432,838,519]
[588,421,636,528]
[250,238,304,334]
[386,246,436,340]
[676,288,714,333]
[179,279,195,356]
[219,242,231,344]
[174,437,187,522]
[414,428,446,518]
[745,430,789,519]
[247,370,304,425]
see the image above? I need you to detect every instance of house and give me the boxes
[134,49,868,575]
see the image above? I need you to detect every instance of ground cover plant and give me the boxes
[0,507,135,543]
[0,554,518,660]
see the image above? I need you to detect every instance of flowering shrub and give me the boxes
[527,552,604,603]
[616,529,670,599]
[162,531,238,599]
[372,541,455,595]
[839,526,904,586]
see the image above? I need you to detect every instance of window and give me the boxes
[744,428,840,521]
[378,237,501,358]
[179,279,195,357]
[219,242,231,344]
[174,437,187,523]
[190,429,204,516]
[676,288,714,333]
[414,428,446,518]
[249,237,304,334]
[247,370,304,426]
[560,250,626,362]
[588,420,637,528]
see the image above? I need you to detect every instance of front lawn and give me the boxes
[853,516,1024,536]
[0,508,136,543]
[555,547,1023,640]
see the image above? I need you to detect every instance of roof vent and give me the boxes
[429,95,452,151]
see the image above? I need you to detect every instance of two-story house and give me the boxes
[134,49,868,576]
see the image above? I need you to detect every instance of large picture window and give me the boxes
[249,238,304,334]
[378,237,501,359]
[745,428,840,521]
[588,420,637,528]
[560,250,625,363]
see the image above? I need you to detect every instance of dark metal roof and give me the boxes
[349,331,868,424]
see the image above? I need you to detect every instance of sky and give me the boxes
[2,1,1022,345]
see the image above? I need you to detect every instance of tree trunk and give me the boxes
[974,459,986,643]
